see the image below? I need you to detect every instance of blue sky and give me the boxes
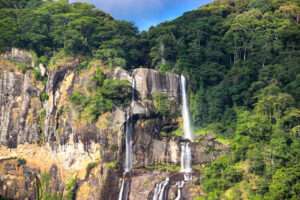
[70,0,212,30]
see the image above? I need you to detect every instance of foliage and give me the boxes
[37,172,62,200]
[200,87,300,199]
[153,92,173,117]
[36,172,77,200]
[105,161,117,170]
[144,0,300,129]
[0,0,143,69]
[40,92,49,102]
[64,177,77,200]
[86,162,98,176]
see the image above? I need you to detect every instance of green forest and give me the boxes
[1,0,300,199]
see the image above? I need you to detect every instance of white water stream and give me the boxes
[152,177,170,200]
[180,75,193,176]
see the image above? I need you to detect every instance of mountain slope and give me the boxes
[0,0,300,199]
[142,0,300,199]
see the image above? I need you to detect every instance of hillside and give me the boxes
[144,0,300,199]
[0,0,300,199]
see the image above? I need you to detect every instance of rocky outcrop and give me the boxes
[0,49,228,200]
[133,68,181,101]
[0,71,41,147]
[0,48,35,67]
[0,158,38,200]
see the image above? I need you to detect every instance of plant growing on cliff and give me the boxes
[105,161,117,170]
[65,177,77,200]
[37,172,62,200]
[85,162,98,179]
[153,92,176,118]
[40,92,49,102]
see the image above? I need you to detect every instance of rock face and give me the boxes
[0,71,41,147]
[0,48,35,67]
[0,49,228,200]
[133,68,181,101]
[0,158,38,200]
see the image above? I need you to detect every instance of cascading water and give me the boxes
[151,75,193,200]
[175,181,185,200]
[118,77,136,200]
[180,75,193,178]
[152,178,170,200]
[180,142,192,173]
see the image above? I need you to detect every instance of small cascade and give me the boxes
[175,181,185,200]
[118,77,136,200]
[118,179,125,200]
[152,178,170,200]
[180,142,192,173]
[180,75,193,179]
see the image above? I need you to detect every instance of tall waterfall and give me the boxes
[181,75,193,141]
[180,75,193,176]
[118,78,136,200]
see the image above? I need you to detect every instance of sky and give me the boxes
[70,0,212,31]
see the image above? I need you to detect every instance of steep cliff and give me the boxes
[0,48,227,200]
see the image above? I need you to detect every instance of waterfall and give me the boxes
[180,75,193,177]
[152,178,170,200]
[124,77,135,172]
[118,77,136,200]
[124,116,133,173]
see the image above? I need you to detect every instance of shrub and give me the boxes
[70,91,88,108]
[153,92,172,117]
[105,161,117,169]
[40,92,49,102]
